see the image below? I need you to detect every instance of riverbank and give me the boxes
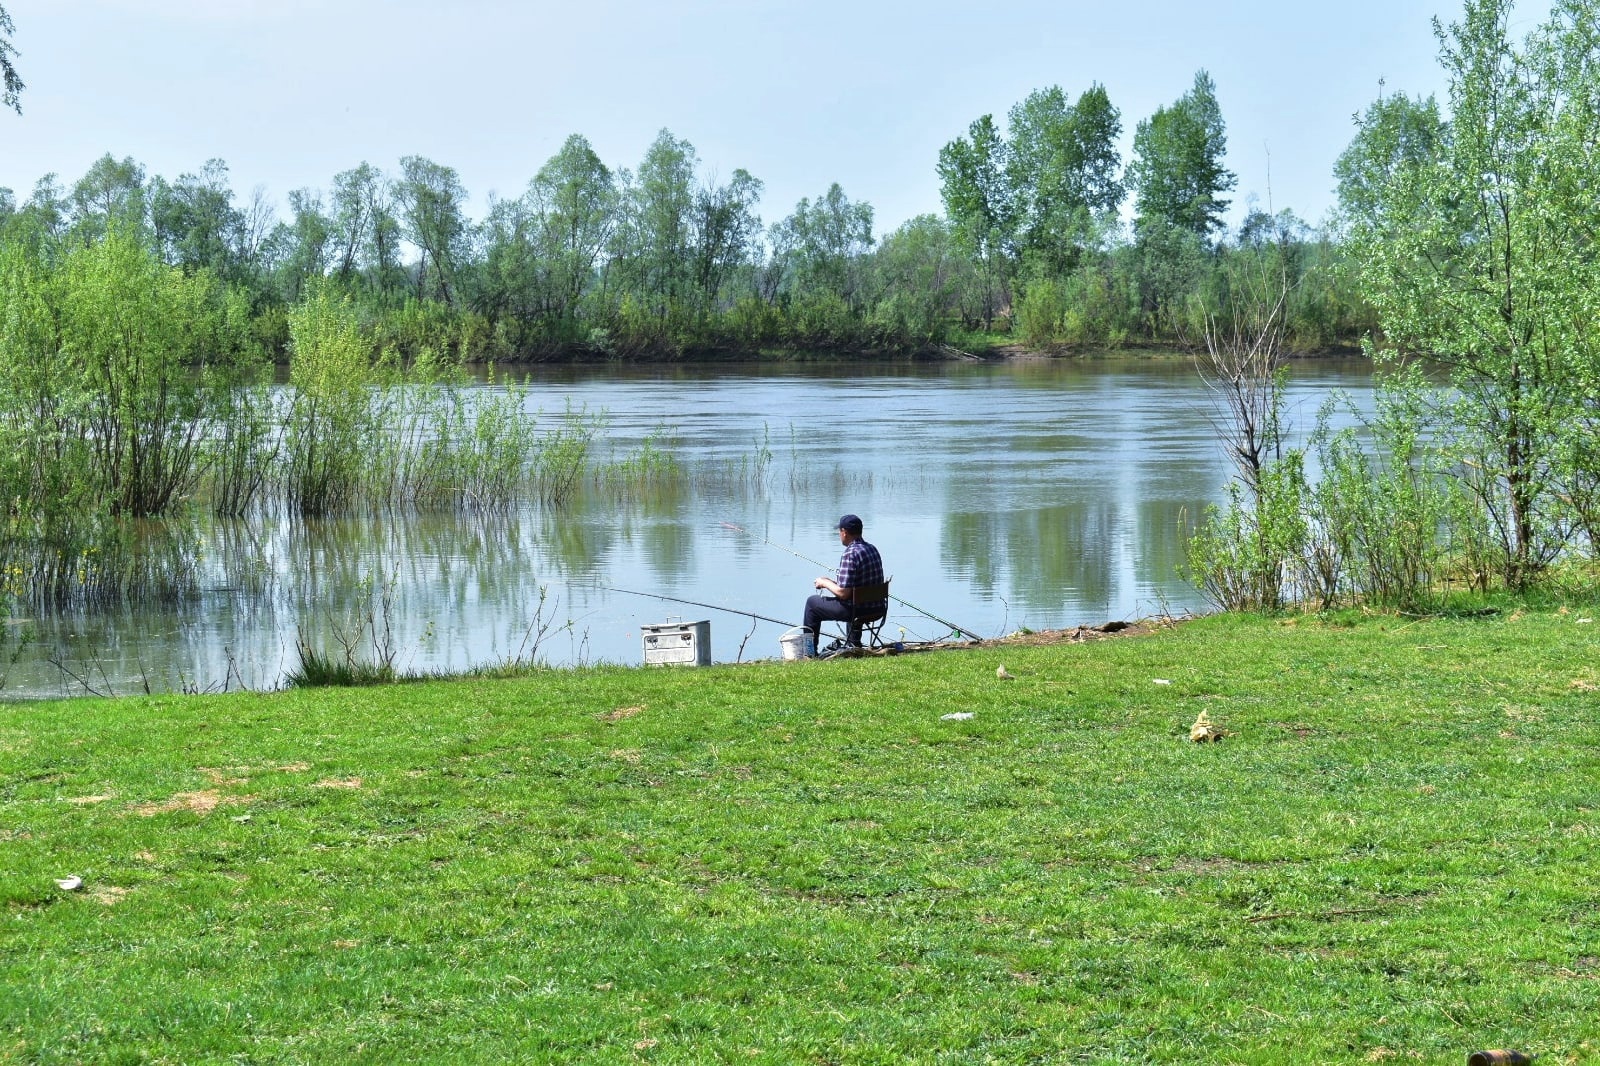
[446,334,1369,365]
[3,605,1595,1061]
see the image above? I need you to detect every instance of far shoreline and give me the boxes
[417,338,1373,368]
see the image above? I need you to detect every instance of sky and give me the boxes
[0,0,1559,240]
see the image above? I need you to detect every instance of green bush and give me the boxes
[283,290,380,516]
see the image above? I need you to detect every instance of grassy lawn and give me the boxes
[3,608,1599,1063]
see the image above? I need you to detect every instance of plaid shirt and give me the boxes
[836,539,885,608]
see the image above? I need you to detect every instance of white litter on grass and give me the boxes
[1153,678,1172,685]
[1578,618,1593,624]
[941,712,974,721]
[996,665,1015,680]
[54,876,82,891]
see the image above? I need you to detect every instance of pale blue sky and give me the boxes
[0,0,1556,238]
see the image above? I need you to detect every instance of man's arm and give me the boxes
[812,575,853,600]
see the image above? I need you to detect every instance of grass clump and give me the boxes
[284,640,396,688]
[3,607,1600,1061]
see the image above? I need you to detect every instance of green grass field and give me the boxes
[3,608,1599,1063]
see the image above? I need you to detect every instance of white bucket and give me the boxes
[779,627,815,661]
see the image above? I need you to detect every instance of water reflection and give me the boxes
[943,503,1119,615]
[1,356,1376,697]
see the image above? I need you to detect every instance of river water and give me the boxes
[1,356,1376,698]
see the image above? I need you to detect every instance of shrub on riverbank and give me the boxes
[0,248,706,601]
[2,607,1596,1060]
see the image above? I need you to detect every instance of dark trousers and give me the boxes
[803,594,852,650]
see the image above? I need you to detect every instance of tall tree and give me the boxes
[266,188,332,302]
[68,155,148,244]
[149,159,245,281]
[16,175,65,241]
[1006,83,1124,271]
[396,155,469,306]
[324,163,404,298]
[1333,92,1445,230]
[870,214,957,341]
[1341,0,1600,584]
[629,129,698,314]
[475,192,538,339]
[690,168,763,313]
[774,183,874,308]
[529,134,617,321]
[330,163,381,282]
[938,114,1013,328]
[0,3,21,115]
[1128,70,1237,242]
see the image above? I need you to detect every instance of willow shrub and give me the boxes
[459,383,542,507]
[60,230,251,517]
[208,382,281,518]
[1186,452,1312,612]
[0,232,245,602]
[1191,372,1495,615]
[1310,384,1454,611]
[1014,276,1070,348]
[283,291,380,516]
[533,402,602,506]
[1552,424,1600,562]
[0,229,249,520]
[372,364,544,510]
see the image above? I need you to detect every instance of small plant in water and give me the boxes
[287,569,404,688]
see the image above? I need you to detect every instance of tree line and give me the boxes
[0,72,1372,364]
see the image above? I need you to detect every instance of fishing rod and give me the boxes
[720,521,832,570]
[590,583,800,629]
[719,521,984,641]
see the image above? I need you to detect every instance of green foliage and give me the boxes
[1186,453,1310,611]
[597,423,686,499]
[61,228,246,516]
[1014,275,1071,348]
[533,402,603,506]
[455,381,543,507]
[1132,221,1209,338]
[0,2,21,115]
[149,159,249,283]
[371,365,547,510]
[532,134,618,321]
[207,381,279,518]
[1332,92,1444,228]
[772,183,875,310]
[67,155,148,246]
[1341,0,1600,586]
[395,155,469,307]
[1006,83,1123,273]
[1310,376,1455,610]
[864,216,947,344]
[937,114,1015,331]
[284,290,379,516]
[1129,70,1237,242]
[1,75,1383,363]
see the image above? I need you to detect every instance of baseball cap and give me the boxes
[837,514,863,534]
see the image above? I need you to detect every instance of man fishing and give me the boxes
[803,513,886,656]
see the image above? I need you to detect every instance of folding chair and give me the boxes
[823,578,890,655]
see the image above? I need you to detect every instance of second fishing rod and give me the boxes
[719,520,983,641]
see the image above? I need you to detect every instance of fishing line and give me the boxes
[719,520,984,641]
